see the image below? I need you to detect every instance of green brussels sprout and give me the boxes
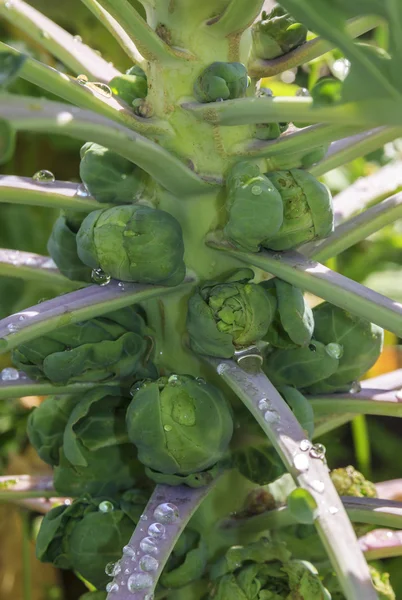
[262,169,334,251]
[255,121,289,140]
[79,142,145,204]
[160,528,207,589]
[330,465,377,498]
[311,78,343,107]
[47,211,92,283]
[186,268,277,357]
[263,341,340,389]
[306,303,384,393]
[36,490,147,589]
[368,566,396,600]
[252,5,308,60]
[12,306,156,385]
[126,375,233,478]
[27,394,77,466]
[262,279,314,348]
[193,62,248,103]
[109,65,147,106]
[76,204,186,285]
[224,162,284,253]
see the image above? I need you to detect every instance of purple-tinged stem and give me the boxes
[376,479,402,501]
[106,483,215,600]
[361,369,402,391]
[0,475,55,500]
[360,529,402,560]
[308,389,402,418]
[0,279,192,354]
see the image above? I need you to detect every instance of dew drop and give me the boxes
[148,523,165,538]
[309,443,326,460]
[127,572,153,591]
[332,57,351,81]
[153,503,179,524]
[350,381,362,394]
[167,374,181,385]
[105,561,121,576]
[217,363,229,375]
[106,582,119,593]
[264,410,279,424]
[1,367,19,381]
[117,281,125,291]
[139,555,159,572]
[99,500,114,513]
[76,74,88,85]
[123,545,136,557]
[75,183,89,197]
[258,398,269,411]
[40,30,50,40]
[73,35,82,43]
[308,343,316,352]
[33,169,55,183]
[296,87,310,97]
[163,424,172,432]
[125,568,131,574]
[139,537,159,554]
[329,506,338,515]
[300,439,312,452]
[293,453,309,472]
[310,479,325,493]
[91,268,111,286]
[251,185,262,196]
[87,82,112,98]
[42,258,57,269]
[196,377,206,384]
[140,514,148,522]
[325,343,343,359]
[7,323,19,333]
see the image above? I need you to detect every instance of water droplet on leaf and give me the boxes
[300,439,311,452]
[153,503,179,524]
[7,323,19,333]
[87,82,112,98]
[99,500,114,513]
[310,479,325,493]
[163,424,172,432]
[105,561,121,576]
[77,74,88,85]
[139,555,159,572]
[258,398,269,411]
[293,453,309,472]
[106,582,119,593]
[309,443,326,460]
[251,185,262,196]
[127,572,153,591]
[75,183,89,197]
[148,523,165,538]
[139,537,159,554]
[73,35,82,43]
[296,87,310,97]
[123,545,136,557]
[264,410,279,424]
[329,506,338,515]
[1,367,19,381]
[325,343,343,359]
[91,268,111,286]
[33,170,55,183]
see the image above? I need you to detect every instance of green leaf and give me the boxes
[287,489,318,524]
[0,51,26,88]
[0,120,16,165]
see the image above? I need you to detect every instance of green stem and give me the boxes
[314,414,357,438]
[233,123,365,159]
[0,176,107,212]
[206,0,264,37]
[0,377,119,399]
[209,356,378,600]
[21,511,32,600]
[207,240,402,337]
[184,96,402,128]
[1,95,212,196]
[248,16,381,78]
[0,279,192,354]
[0,490,55,500]
[0,42,171,137]
[303,193,402,263]
[308,390,402,418]
[0,248,82,289]
[310,128,402,177]
[79,0,145,65]
[0,0,118,81]
[352,415,372,478]
[220,497,402,535]
[96,0,190,62]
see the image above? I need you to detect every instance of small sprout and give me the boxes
[193,62,248,103]
[330,465,377,498]
[252,5,308,60]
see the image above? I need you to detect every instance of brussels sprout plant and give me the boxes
[0,1,402,600]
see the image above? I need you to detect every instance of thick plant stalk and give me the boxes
[208,355,378,600]
[362,369,402,391]
[207,240,402,337]
[0,0,119,81]
[0,376,119,399]
[79,0,145,65]
[248,15,380,78]
[309,128,402,177]
[301,192,402,262]
[220,497,402,535]
[0,43,167,136]
[359,529,402,560]
[0,475,54,500]
[0,279,192,353]
[106,483,215,600]
[376,479,402,500]
[207,0,265,36]
[0,96,214,195]
[0,248,81,289]
[309,389,402,419]
[0,176,106,212]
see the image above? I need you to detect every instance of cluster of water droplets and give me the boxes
[76,74,112,98]
[257,397,279,425]
[292,439,327,477]
[104,502,179,596]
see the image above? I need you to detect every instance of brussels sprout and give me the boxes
[369,566,396,600]
[193,62,248,103]
[47,211,92,283]
[79,142,145,204]
[306,303,384,393]
[12,306,156,385]
[330,465,377,498]
[76,204,186,285]
[252,5,308,60]
[160,528,207,588]
[126,375,233,477]
[36,490,147,589]
[311,77,343,107]
[263,341,340,389]
[27,394,77,466]
[224,162,284,253]
[262,169,334,251]
[109,65,147,106]
[186,268,277,357]
[262,279,314,348]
